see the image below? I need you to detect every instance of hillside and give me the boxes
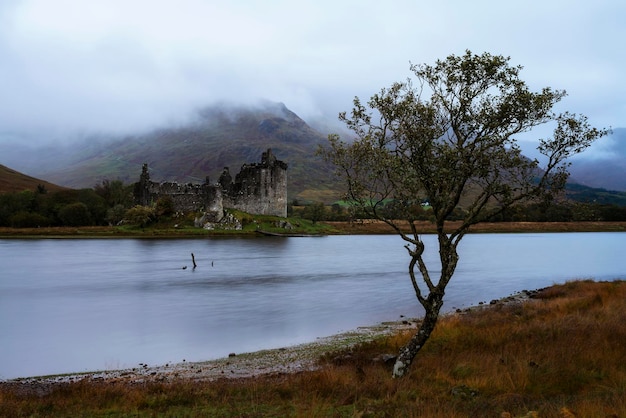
[0,102,624,205]
[1,102,342,202]
[0,164,68,194]
[565,182,626,206]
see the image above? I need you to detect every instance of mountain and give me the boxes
[568,128,626,192]
[1,102,624,204]
[0,102,342,202]
[0,164,68,194]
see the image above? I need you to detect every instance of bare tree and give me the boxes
[320,51,609,378]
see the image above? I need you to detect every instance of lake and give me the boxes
[1,232,625,379]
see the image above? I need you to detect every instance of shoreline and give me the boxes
[1,221,626,239]
[2,321,419,390]
[1,289,537,389]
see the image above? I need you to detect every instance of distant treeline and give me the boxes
[2,180,626,228]
[0,180,135,228]
[292,200,626,223]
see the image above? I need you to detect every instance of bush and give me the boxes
[9,211,52,228]
[106,204,127,225]
[124,205,155,227]
[155,196,175,218]
[58,202,93,226]
[300,202,326,223]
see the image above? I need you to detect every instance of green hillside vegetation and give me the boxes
[565,182,626,206]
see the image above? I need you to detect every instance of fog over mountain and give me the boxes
[1,1,622,202]
[0,1,624,151]
[0,101,342,201]
[568,128,626,192]
[0,102,624,204]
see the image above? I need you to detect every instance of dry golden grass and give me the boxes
[0,164,68,194]
[1,280,625,417]
[325,220,626,234]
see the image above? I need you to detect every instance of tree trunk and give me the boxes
[392,295,443,378]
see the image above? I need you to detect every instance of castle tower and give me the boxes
[134,163,151,206]
[227,149,288,217]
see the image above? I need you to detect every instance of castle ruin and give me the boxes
[134,149,287,220]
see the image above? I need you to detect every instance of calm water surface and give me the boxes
[1,233,625,379]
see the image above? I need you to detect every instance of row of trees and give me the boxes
[0,180,136,227]
[293,200,626,223]
[0,178,193,228]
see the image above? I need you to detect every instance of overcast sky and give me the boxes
[0,0,624,149]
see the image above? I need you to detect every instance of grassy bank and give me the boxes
[0,214,336,238]
[1,220,626,238]
[326,220,626,234]
[1,280,624,417]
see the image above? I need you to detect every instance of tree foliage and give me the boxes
[124,205,155,228]
[94,179,133,208]
[321,51,609,377]
[300,202,327,223]
[58,202,93,226]
[155,196,175,218]
[0,180,135,227]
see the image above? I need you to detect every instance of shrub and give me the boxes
[58,202,93,226]
[105,204,127,225]
[9,211,52,228]
[155,196,175,218]
[124,205,155,227]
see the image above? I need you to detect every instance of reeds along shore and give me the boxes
[1,279,625,417]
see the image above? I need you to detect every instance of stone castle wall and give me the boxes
[135,149,287,218]
[223,149,288,217]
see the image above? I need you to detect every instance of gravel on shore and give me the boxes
[1,320,418,393]
[1,288,539,394]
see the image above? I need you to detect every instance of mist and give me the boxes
[0,0,624,150]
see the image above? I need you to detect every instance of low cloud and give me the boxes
[0,0,623,147]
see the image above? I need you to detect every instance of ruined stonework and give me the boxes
[222,149,288,218]
[134,149,287,219]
